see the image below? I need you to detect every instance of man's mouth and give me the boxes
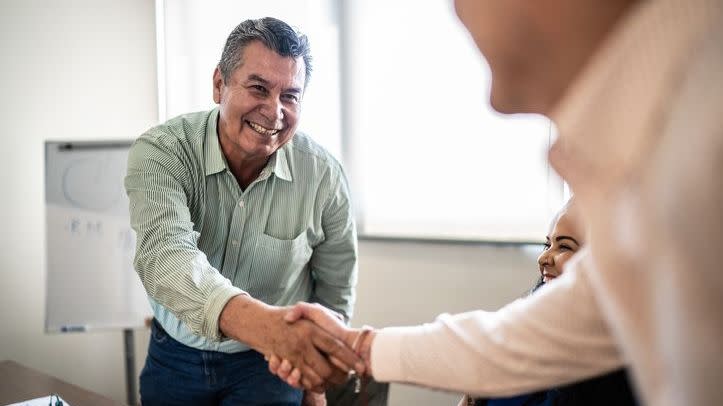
[247,120,282,136]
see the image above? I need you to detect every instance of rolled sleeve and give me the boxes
[202,282,246,340]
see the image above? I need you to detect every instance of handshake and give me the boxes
[265,302,376,393]
[219,297,376,395]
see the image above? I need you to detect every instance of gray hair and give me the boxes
[218,17,312,87]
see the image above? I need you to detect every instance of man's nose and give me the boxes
[260,96,284,124]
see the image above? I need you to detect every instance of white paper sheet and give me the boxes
[5,395,71,406]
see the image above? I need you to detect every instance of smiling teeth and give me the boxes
[248,121,281,136]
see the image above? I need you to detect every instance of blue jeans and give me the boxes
[140,319,302,406]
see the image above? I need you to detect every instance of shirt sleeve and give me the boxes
[125,134,245,341]
[308,163,358,322]
[370,248,623,396]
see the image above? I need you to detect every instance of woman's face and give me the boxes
[537,208,583,283]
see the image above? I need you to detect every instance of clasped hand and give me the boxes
[265,302,376,391]
[219,296,367,394]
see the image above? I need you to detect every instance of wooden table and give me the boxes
[0,360,124,406]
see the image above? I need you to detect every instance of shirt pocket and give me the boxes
[248,231,313,303]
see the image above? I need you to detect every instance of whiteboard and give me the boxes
[45,140,151,333]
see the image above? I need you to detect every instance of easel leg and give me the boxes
[124,328,138,406]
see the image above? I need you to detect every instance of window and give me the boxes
[344,0,564,242]
[158,0,565,243]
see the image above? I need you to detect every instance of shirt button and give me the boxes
[231,240,240,246]
[238,201,244,208]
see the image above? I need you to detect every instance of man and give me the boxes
[273,1,723,405]
[125,17,362,405]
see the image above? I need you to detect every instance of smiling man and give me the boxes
[125,17,361,405]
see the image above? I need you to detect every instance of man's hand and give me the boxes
[284,302,356,344]
[219,295,363,391]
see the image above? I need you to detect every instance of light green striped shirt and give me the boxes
[125,108,357,352]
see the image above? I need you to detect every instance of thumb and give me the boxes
[284,302,306,323]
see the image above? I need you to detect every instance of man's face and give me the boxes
[213,40,305,162]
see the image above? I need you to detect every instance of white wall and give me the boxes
[0,2,541,405]
[0,0,157,403]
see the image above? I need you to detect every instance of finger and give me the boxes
[299,346,333,388]
[268,354,281,374]
[284,303,305,323]
[284,301,328,323]
[278,358,293,380]
[312,331,364,375]
[285,375,304,390]
[285,303,348,340]
[302,346,348,387]
[299,376,311,390]
[328,354,352,372]
[316,303,344,322]
[303,304,348,337]
[300,361,329,389]
[306,302,342,321]
[296,364,322,389]
[286,367,302,388]
[300,376,326,394]
[325,364,351,386]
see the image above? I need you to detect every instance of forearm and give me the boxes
[370,253,623,396]
[219,294,277,348]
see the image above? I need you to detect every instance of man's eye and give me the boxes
[251,85,267,93]
[283,94,299,103]
[543,243,551,250]
[560,244,572,251]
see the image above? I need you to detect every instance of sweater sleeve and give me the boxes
[370,248,624,397]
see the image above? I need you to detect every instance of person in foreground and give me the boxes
[268,0,723,404]
[125,17,363,405]
[460,200,637,406]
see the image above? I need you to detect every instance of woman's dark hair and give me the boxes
[529,276,545,295]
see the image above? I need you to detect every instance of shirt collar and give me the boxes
[258,145,293,182]
[271,145,293,182]
[204,108,293,182]
[204,108,227,176]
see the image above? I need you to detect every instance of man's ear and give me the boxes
[212,67,223,104]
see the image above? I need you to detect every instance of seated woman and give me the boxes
[460,200,638,405]
[268,201,637,404]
